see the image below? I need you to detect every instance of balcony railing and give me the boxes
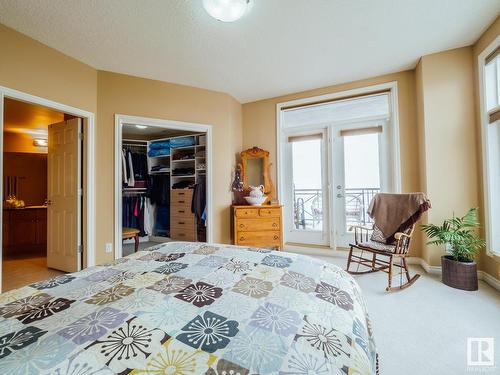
[293,187,380,230]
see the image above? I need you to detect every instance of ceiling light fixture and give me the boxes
[202,0,252,22]
[135,125,148,130]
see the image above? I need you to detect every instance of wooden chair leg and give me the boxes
[386,256,393,291]
[346,246,354,272]
[402,257,411,282]
[134,235,139,253]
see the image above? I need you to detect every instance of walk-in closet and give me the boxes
[121,124,207,255]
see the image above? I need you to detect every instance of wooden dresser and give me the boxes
[170,189,197,241]
[232,205,283,250]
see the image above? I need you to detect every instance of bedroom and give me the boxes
[0,1,499,374]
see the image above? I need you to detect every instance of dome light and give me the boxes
[202,0,252,22]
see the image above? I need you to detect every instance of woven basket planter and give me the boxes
[441,255,478,291]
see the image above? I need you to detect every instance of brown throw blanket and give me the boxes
[368,193,431,239]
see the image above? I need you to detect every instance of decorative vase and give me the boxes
[441,255,478,291]
[231,168,245,205]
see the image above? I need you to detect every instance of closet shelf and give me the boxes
[171,174,196,178]
[149,155,170,159]
[172,159,195,162]
[172,145,196,150]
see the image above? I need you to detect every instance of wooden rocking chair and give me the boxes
[346,223,420,292]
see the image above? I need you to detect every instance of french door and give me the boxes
[283,130,330,246]
[283,121,390,248]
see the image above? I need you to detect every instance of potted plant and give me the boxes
[422,208,485,291]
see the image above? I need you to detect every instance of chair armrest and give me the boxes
[394,232,410,240]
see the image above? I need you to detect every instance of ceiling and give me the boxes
[0,1,498,103]
[3,98,64,136]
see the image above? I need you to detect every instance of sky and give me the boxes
[292,134,380,190]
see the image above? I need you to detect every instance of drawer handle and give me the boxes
[178,192,185,196]
[239,224,244,228]
[178,210,185,213]
[178,200,185,204]
[272,223,277,227]
[179,233,185,237]
[274,235,279,240]
[239,236,245,241]
[178,222,185,225]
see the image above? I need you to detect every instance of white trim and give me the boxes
[478,270,500,291]
[0,85,96,291]
[276,81,402,246]
[114,114,214,260]
[478,35,500,257]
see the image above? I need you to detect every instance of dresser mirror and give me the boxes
[239,146,274,203]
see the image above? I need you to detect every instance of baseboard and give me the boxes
[478,271,500,291]
[407,257,500,291]
[406,257,442,275]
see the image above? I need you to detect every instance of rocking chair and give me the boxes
[346,224,419,291]
[346,192,430,291]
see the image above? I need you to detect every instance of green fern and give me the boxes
[421,208,485,262]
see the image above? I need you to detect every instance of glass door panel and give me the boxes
[334,129,382,247]
[284,131,329,246]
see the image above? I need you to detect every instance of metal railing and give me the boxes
[293,187,380,230]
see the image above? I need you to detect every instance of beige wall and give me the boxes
[1,19,499,277]
[0,24,242,265]
[0,24,97,113]
[473,16,500,278]
[96,71,242,264]
[242,71,423,256]
[416,47,479,266]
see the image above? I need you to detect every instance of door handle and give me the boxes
[336,194,343,198]
[46,200,53,206]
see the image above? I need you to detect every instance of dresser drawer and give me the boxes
[170,205,193,217]
[171,189,193,205]
[236,218,279,231]
[234,208,259,218]
[171,227,197,241]
[259,208,281,217]
[171,216,196,230]
[236,231,281,246]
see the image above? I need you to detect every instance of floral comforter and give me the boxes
[0,242,377,374]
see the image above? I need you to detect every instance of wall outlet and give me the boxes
[105,243,113,253]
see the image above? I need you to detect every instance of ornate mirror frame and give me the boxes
[238,147,274,203]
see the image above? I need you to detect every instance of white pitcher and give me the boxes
[249,185,265,198]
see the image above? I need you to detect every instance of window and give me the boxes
[481,42,500,256]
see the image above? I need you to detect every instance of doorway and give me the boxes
[279,85,401,249]
[114,115,213,259]
[0,87,95,293]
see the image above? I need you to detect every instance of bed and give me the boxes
[0,242,377,374]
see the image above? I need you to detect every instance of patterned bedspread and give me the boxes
[0,242,377,374]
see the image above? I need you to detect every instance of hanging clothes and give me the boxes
[122,149,128,184]
[192,180,206,222]
[127,150,135,187]
[149,175,170,206]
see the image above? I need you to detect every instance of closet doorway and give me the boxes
[114,115,212,258]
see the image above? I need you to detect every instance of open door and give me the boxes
[47,118,82,272]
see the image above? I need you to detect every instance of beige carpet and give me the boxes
[286,246,500,375]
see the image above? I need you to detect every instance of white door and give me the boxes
[332,122,388,248]
[47,118,82,272]
[283,130,330,246]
